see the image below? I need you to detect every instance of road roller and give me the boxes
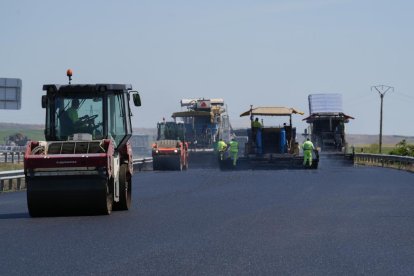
[24,70,141,216]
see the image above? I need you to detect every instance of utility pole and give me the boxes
[371,85,394,154]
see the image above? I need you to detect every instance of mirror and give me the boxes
[131,92,141,107]
[41,95,48,108]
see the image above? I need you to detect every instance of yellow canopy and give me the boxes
[240,107,305,117]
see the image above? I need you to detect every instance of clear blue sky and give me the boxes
[1,0,413,136]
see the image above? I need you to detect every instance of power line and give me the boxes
[394,91,414,100]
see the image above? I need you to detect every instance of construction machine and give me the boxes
[24,70,141,216]
[171,98,232,167]
[303,94,354,152]
[219,106,319,170]
[152,121,189,171]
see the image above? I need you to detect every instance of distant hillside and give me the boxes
[132,128,157,136]
[0,123,44,143]
[346,134,414,146]
[0,123,157,143]
[0,123,43,130]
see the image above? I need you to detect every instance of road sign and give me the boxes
[0,78,22,110]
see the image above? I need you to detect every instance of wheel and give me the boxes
[99,182,113,215]
[175,156,183,171]
[113,164,131,211]
[27,192,42,217]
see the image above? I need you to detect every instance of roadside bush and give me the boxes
[389,140,414,157]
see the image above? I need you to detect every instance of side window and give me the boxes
[107,94,126,146]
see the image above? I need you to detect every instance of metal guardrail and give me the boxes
[0,146,26,152]
[133,157,153,171]
[0,152,24,163]
[354,153,414,172]
[0,170,25,192]
[0,157,153,192]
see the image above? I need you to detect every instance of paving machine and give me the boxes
[303,94,354,152]
[171,98,232,167]
[24,70,141,216]
[152,121,189,171]
[219,106,319,170]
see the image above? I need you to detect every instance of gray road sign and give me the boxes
[0,78,22,110]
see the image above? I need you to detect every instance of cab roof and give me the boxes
[43,84,132,93]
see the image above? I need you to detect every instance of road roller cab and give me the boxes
[24,76,141,217]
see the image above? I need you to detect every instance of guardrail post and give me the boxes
[11,152,15,163]
[4,152,8,163]
[8,179,12,191]
[17,178,21,190]
[0,179,3,191]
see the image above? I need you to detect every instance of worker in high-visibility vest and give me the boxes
[251,117,262,143]
[67,99,80,124]
[302,138,315,167]
[217,138,227,160]
[229,138,239,166]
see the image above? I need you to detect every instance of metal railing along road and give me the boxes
[0,157,153,192]
[0,170,25,192]
[0,145,26,152]
[0,152,25,163]
[354,153,414,172]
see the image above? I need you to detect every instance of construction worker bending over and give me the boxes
[302,138,315,167]
[229,138,239,166]
[217,138,227,160]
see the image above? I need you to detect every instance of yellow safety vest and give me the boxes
[229,140,238,152]
[302,141,314,151]
[67,107,78,123]
[218,141,227,151]
[252,121,262,128]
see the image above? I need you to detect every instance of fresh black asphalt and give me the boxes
[0,156,413,275]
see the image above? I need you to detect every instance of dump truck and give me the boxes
[24,71,141,216]
[219,106,319,170]
[171,98,232,167]
[303,94,354,152]
[152,121,189,171]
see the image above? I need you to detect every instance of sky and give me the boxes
[1,0,413,136]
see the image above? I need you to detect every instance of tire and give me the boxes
[27,192,42,217]
[175,156,183,171]
[113,164,131,211]
[100,182,113,215]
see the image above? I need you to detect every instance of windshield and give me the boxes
[158,122,185,141]
[53,96,104,140]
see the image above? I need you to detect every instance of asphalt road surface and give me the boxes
[0,156,413,275]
